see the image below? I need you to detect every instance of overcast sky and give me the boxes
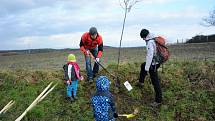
[0,0,215,50]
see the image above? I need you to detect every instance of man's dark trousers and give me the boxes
[139,62,162,103]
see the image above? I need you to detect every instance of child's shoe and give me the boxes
[73,96,78,100]
[69,97,74,102]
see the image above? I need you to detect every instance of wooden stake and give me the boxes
[0,100,15,114]
[15,82,57,121]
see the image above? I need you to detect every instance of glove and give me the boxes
[95,58,99,62]
[113,113,118,118]
[84,50,89,56]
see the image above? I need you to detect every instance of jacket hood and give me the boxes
[145,32,155,41]
[96,76,110,92]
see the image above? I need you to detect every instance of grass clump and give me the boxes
[0,60,215,121]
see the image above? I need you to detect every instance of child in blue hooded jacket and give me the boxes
[91,76,118,121]
[63,54,83,102]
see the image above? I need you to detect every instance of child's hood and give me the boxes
[96,76,110,92]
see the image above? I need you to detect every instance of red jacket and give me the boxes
[80,32,103,58]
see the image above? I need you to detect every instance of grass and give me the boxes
[0,60,215,121]
[0,43,215,120]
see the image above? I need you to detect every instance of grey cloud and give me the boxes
[0,0,112,16]
[0,0,72,16]
[0,0,121,42]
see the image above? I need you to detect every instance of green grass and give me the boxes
[0,43,214,120]
[0,60,215,121]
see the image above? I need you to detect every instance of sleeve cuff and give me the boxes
[80,46,86,53]
[97,51,102,58]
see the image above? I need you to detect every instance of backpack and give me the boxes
[154,36,170,64]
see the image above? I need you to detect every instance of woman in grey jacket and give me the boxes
[136,29,162,107]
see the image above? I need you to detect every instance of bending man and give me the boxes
[80,27,103,82]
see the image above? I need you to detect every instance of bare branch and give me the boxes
[200,20,211,27]
[128,0,141,12]
[202,8,215,26]
[124,0,127,5]
[130,0,141,6]
[119,0,125,9]
[128,5,132,12]
[119,0,142,12]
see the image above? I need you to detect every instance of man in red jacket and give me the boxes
[80,27,103,82]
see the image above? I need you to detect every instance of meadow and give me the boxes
[0,42,215,121]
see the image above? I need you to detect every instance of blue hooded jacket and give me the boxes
[91,76,116,121]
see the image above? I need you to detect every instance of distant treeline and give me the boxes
[0,48,74,55]
[186,34,215,43]
[0,46,117,54]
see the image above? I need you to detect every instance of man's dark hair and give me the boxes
[140,29,149,38]
[89,27,98,35]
